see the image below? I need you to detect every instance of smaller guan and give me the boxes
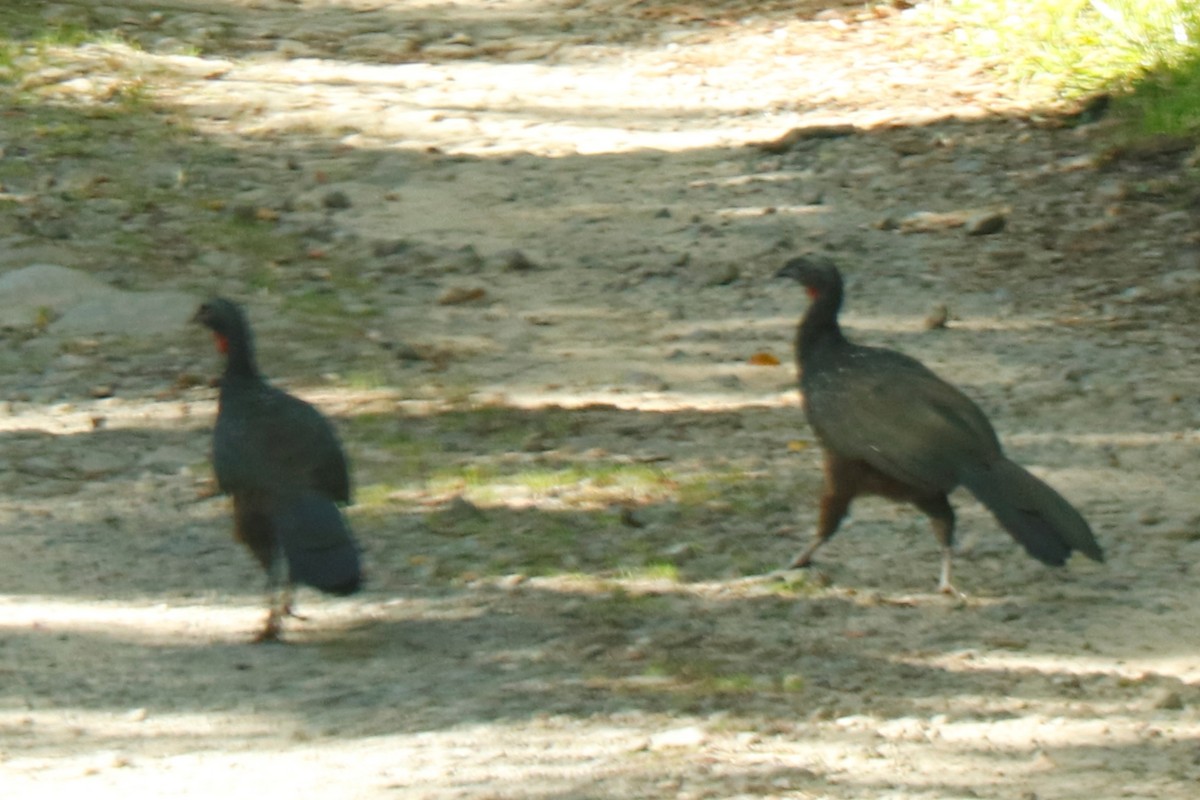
[776,256,1103,592]
[194,298,362,642]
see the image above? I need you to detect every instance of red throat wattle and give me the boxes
[806,286,820,300]
[213,333,229,355]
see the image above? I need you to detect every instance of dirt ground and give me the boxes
[3,1,1200,798]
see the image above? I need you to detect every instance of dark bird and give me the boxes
[194,297,361,641]
[776,256,1102,592]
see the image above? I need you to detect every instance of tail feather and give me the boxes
[271,492,362,595]
[961,458,1103,566]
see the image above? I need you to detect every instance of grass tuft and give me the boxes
[1119,52,1200,137]
[947,0,1199,92]
[943,0,1200,137]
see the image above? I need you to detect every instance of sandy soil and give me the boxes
[3,1,1200,798]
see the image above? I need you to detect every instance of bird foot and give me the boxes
[252,611,285,644]
[252,626,284,644]
[938,582,965,599]
[788,539,825,570]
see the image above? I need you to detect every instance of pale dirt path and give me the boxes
[3,1,1200,798]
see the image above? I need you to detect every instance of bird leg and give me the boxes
[254,608,284,643]
[789,537,824,569]
[254,587,306,642]
[937,548,961,597]
[280,585,308,621]
[789,477,853,569]
[253,553,289,644]
[914,494,959,595]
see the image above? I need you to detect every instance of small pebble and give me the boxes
[323,190,352,210]
[923,304,949,330]
[965,210,1006,236]
[437,286,488,305]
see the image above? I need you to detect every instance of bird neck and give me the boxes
[797,284,846,356]
[221,328,260,381]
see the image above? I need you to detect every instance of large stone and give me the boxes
[0,264,105,326]
[0,264,196,336]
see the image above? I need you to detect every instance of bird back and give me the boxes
[214,377,350,504]
[802,341,1002,493]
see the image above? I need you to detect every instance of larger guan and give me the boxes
[776,256,1103,592]
[194,297,362,641]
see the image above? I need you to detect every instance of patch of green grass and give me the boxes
[344,406,795,581]
[946,0,1200,94]
[33,23,96,50]
[574,588,672,627]
[111,77,152,112]
[433,404,579,447]
[427,462,500,492]
[509,521,580,573]
[642,657,805,697]
[351,483,391,508]
[341,368,393,391]
[422,461,675,509]
[519,463,668,492]
[282,287,346,318]
[755,570,821,598]
[0,3,137,89]
[0,5,89,47]
[417,504,588,576]
[677,472,738,506]
[437,405,531,442]
[619,562,681,582]
[345,413,421,444]
[29,118,109,158]
[1119,52,1200,137]
[180,215,303,285]
[943,0,1200,139]
[344,421,440,493]
[677,468,786,514]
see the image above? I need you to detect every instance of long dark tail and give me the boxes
[961,458,1103,566]
[271,492,362,596]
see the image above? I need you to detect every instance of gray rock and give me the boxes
[623,371,669,391]
[953,157,985,174]
[439,245,486,274]
[757,124,857,154]
[1151,688,1184,710]
[442,495,486,525]
[923,304,949,330]
[140,445,201,474]
[965,210,1007,236]
[701,262,740,286]
[1094,179,1128,203]
[0,264,196,336]
[18,455,64,478]
[55,292,197,337]
[1159,269,1200,290]
[0,264,106,327]
[323,190,352,210]
[437,286,488,305]
[647,725,707,750]
[496,249,538,272]
[74,449,132,479]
